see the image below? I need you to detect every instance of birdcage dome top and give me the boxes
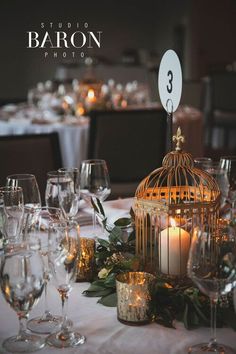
[135,128,220,206]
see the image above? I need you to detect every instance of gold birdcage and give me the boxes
[134,127,220,278]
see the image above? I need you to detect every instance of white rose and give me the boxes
[98,268,109,279]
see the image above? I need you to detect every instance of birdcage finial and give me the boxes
[173,127,185,151]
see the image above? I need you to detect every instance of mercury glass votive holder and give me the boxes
[77,237,96,282]
[116,272,156,325]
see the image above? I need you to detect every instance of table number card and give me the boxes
[158,49,182,113]
[158,49,182,150]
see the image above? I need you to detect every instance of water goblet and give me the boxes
[187,223,236,353]
[47,220,85,348]
[6,174,41,210]
[79,159,111,235]
[0,247,45,352]
[0,186,24,247]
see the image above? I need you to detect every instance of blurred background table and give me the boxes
[0,103,203,168]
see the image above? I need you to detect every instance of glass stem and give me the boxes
[61,291,69,333]
[17,313,28,339]
[92,210,96,232]
[231,200,235,220]
[43,280,50,317]
[209,297,218,348]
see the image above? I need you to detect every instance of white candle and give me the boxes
[159,218,190,276]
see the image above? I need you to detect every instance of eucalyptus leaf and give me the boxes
[84,288,113,297]
[130,207,135,221]
[104,273,116,288]
[97,238,110,249]
[83,284,106,293]
[91,197,100,214]
[109,226,122,243]
[98,292,117,307]
[96,198,105,217]
[114,218,131,227]
[127,230,135,243]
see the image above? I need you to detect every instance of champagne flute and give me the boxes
[6,174,41,210]
[26,206,67,334]
[58,168,80,221]
[187,223,236,353]
[79,159,111,234]
[47,221,85,348]
[0,186,24,247]
[0,247,45,352]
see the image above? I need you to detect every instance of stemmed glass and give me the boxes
[0,186,24,247]
[47,221,85,348]
[220,156,236,218]
[194,157,213,171]
[6,174,42,241]
[26,206,66,334]
[57,168,80,221]
[6,174,41,210]
[79,159,111,234]
[0,247,45,352]
[206,162,229,208]
[187,223,236,353]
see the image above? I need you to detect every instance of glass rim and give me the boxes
[58,167,79,172]
[47,170,60,177]
[194,157,212,162]
[220,155,236,161]
[81,159,107,165]
[6,173,36,180]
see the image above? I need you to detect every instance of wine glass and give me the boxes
[187,223,236,353]
[47,220,85,348]
[220,156,236,218]
[26,206,67,334]
[6,174,41,210]
[0,246,45,352]
[0,186,24,247]
[206,162,229,208]
[57,168,80,221]
[79,159,111,234]
[194,157,213,171]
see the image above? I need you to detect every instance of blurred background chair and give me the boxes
[0,132,62,202]
[202,72,236,152]
[88,108,167,199]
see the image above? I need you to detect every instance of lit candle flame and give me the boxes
[88,89,95,100]
[170,217,176,228]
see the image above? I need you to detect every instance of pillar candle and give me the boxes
[159,218,190,276]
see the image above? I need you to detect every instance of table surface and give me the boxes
[0,198,235,354]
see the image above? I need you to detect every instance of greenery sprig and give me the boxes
[83,197,137,306]
[83,198,236,330]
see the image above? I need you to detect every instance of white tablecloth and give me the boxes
[0,198,235,353]
[0,120,89,169]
